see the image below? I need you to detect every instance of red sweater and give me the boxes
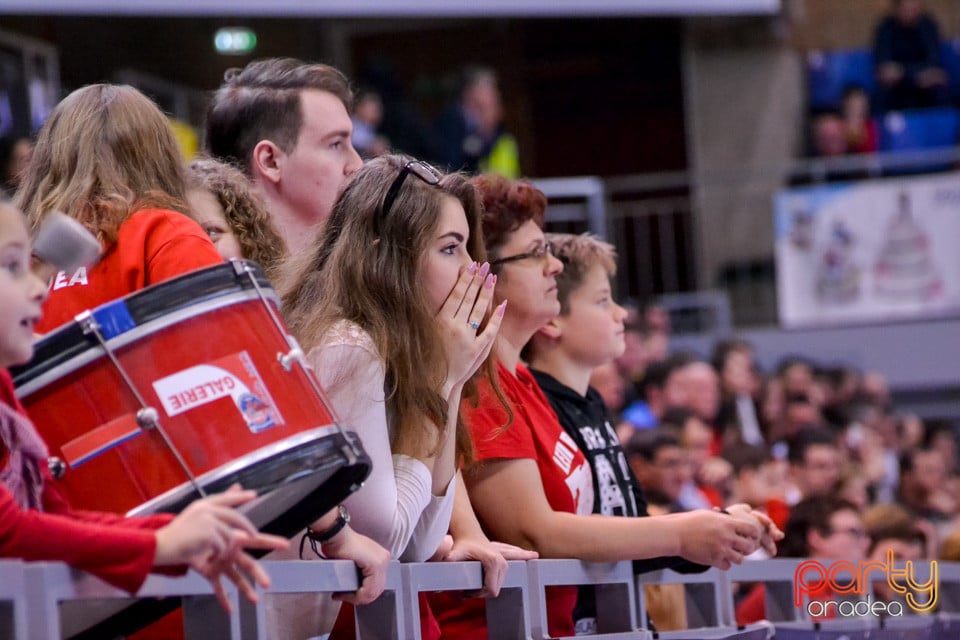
[37,208,223,333]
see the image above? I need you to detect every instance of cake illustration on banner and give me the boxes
[874,192,942,301]
[816,220,861,304]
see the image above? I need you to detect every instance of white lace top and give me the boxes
[307,320,455,562]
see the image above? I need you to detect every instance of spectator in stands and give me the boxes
[589,361,628,419]
[0,136,32,198]
[722,444,790,534]
[626,428,689,514]
[15,84,226,334]
[186,156,287,279]
[620,353,694,433]
[524,232,707,634]
[841,86,879,154]
[712,339,764,445]
[769,392,823,445]
[863,505,930,606]
[899,446,956,523]
[433,66,519,177]
[281,155,538,639]
[664,407,729,510]
[861,370,892,408]
[205,58,363,256]
[736,496,868,625]
[614,303,649,406]
[683,360,722,429]
[788,428,842,503]
[430,174,780,639]
[777,355,818,399]
[812,112,848,158]
[873,0,948,111]
[351,87,390,159]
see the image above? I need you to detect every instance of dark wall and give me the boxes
[0,15,687,178]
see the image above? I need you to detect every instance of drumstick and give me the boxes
[33,211,102,274]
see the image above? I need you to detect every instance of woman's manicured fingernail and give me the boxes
[468,262,478,276]
[478,262,490,278]
[484,273,495,289]
[497,300,508,316]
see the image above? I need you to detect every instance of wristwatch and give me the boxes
[307,504,351,543]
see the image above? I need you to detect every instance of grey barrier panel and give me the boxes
[0,561,27,640]
[938,563,960,613]
[532,176,609,241]
[727,558,806,623]
[235,559,401,640]
[636,567,734,629]
[525,559,646,640]
[485,562,533,640]
[400,560,532,640]
[355,561,405,640]
[24,562,240,639]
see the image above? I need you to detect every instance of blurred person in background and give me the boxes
[840,86,878,154]
[737,496,868,625]
[787,428,842,504]
[0,136,32,197]
[873,0,948,111]
[433,66,519,177]
[350,87,390,159]
[713,339,764,446]
[625,427,689,514]
[667,407,729,510]
[620,353,694,436]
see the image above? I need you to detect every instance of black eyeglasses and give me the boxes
[490,241,555,268]
[380,159,442,221]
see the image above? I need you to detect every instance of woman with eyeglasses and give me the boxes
[430,174,781,639]
[279,154,536,639]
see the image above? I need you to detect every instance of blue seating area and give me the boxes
[808,38,960,111]
[878,106,960,151]
[807,48,877,112]
[807,41,960,155]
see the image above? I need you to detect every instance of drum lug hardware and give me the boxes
[278,347,304,372]
[136,407,160,430]
[48,457,67,480]
[75,310,100,335]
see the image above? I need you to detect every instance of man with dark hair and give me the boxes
[899,446,955,520]
[621,353,693,430]
[205,58,363,255]
[625,428,689,514]
[788,428,841,502]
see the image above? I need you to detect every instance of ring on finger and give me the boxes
[471,321,480,330]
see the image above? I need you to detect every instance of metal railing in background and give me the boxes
[536,145,960,328]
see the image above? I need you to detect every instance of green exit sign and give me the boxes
[214,28,257,55]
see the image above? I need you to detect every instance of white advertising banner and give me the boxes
[775,173,960,327]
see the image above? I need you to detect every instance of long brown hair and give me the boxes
[281,155,492,460]
[187,156,287,278]
[15,84,189,244]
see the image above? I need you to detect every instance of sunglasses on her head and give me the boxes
[379,159,442,221]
